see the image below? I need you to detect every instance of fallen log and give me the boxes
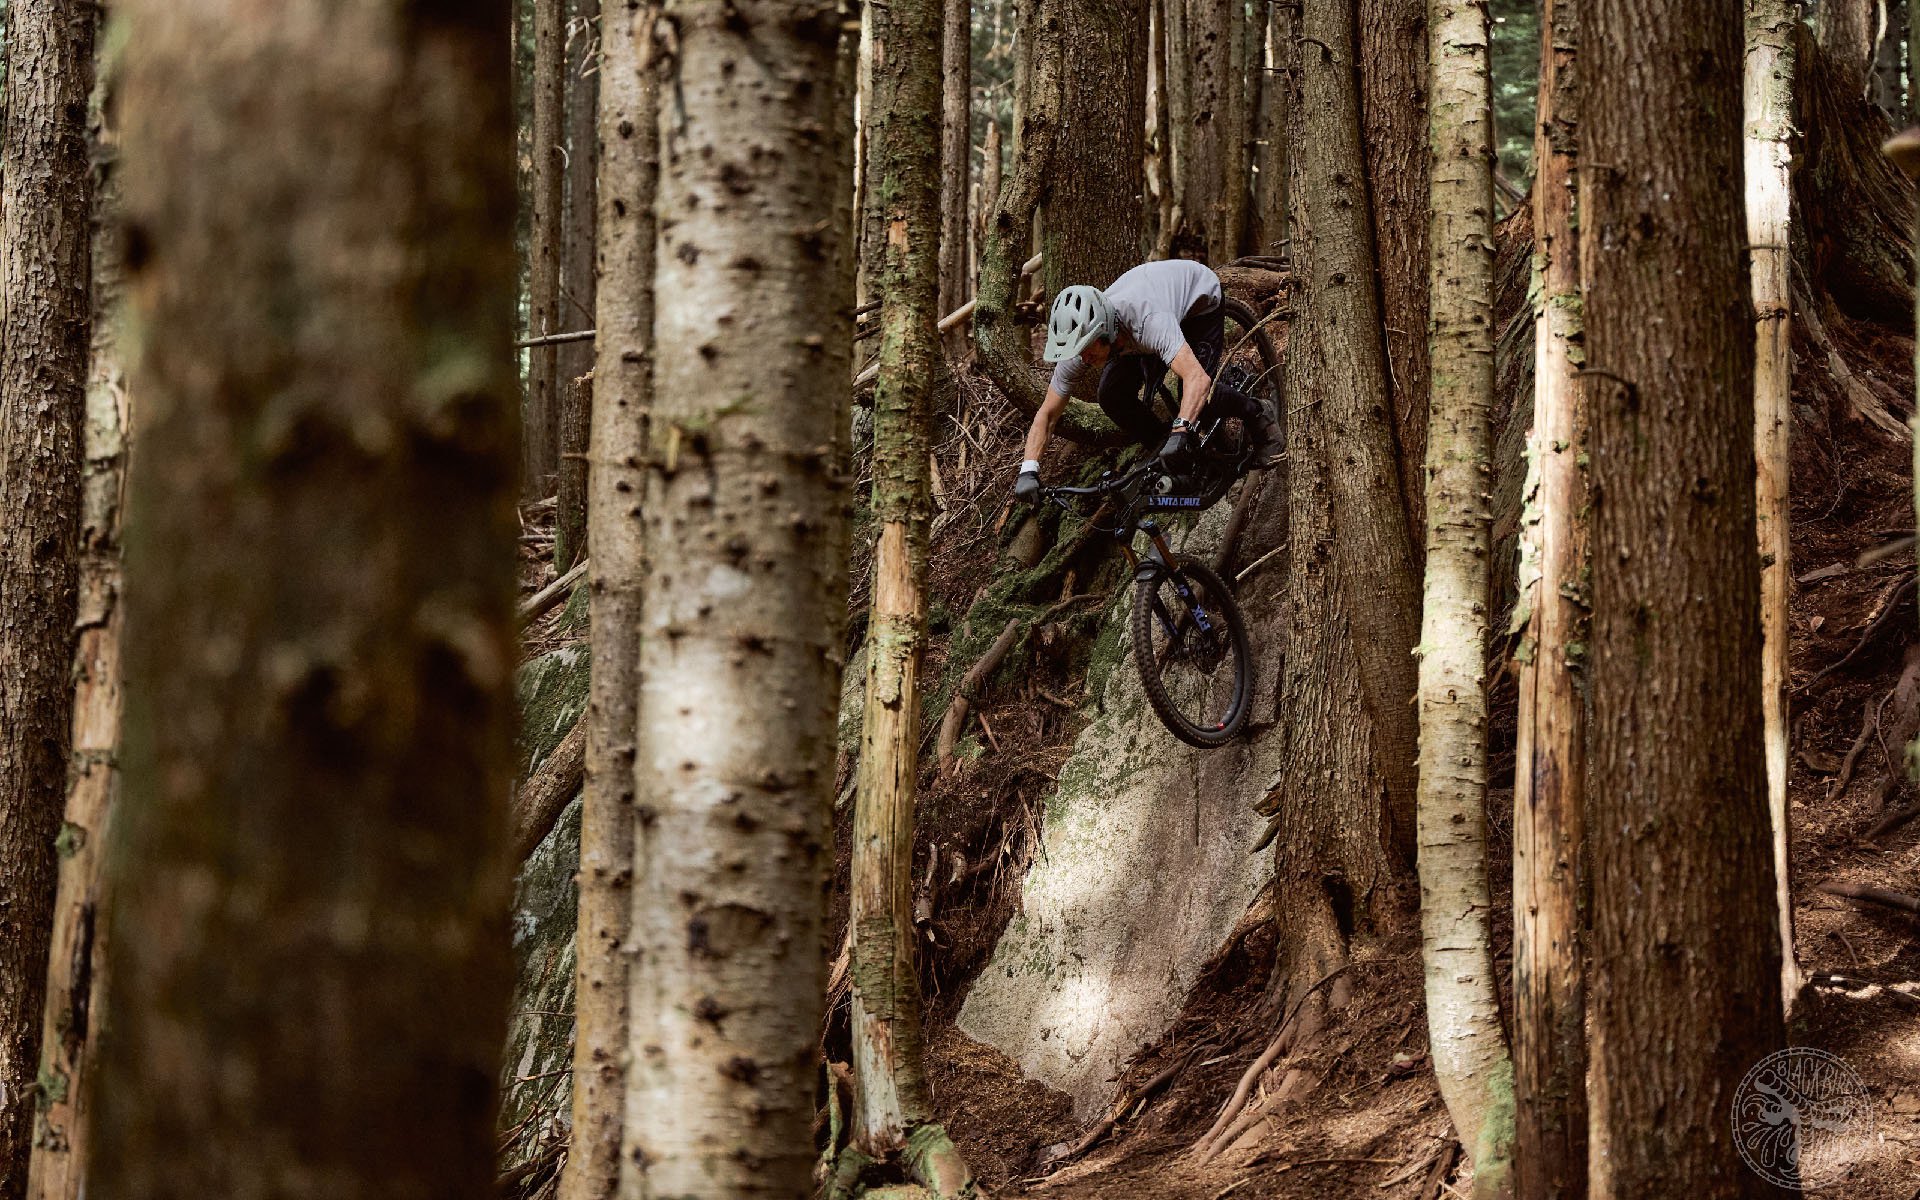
[511,712,587,863]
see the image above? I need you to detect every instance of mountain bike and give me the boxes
[1041,409,1259,748]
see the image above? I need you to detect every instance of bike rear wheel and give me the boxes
[1131,555,1254,748]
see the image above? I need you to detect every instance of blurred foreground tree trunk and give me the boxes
[95,2,519,1195]
[0,0,97,1192]
[622,2,853,1193]
[1581,0,1788,1193]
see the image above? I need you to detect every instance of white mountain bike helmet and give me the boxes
[1043,285,1117,363]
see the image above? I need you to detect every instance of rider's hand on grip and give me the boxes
[1013,468,1041,503]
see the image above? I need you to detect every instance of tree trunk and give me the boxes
[1911,0,1920,121]
[557,17,656,1198]
[553,0,600,571]
[1147,0,1174,257]
[529,0,568,494]
[1360,0,1431,536]
[1224,0,1253,257]
[1418,4,1514,1196]
[1747,0,1801,1016]
[1293,1,1422,868]
[22,22,110,1197]
[1043,0,1147,293]
[845,2,974,1191]
[1817,0,1877,93]
[1581,0,1788,1194]
[1251,1,1289,256]
[1873,0,1905,115]
[978,118,1003,267]
[624,2,852,1193]
[1256,11,1405,1082]
[940,0,973,359]
[93,3,517,1194]
[560,0,601,386]
[0,1,96,1193]
[1164,0,1192,249]
[1187,0,1232,260]
[1511,2,1588,1197]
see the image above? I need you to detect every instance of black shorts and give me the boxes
[1093,306,1258,447]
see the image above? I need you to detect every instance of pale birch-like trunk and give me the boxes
[622,2,852,1193]
[558,4,657,1198]
[1511,1,1587,1195]
[1746,0,1800,1016]
[25,71,117,1200]
[1417,4,1513,1195]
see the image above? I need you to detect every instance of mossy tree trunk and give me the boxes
[1511,1,1587,1195]
[93,2,519,1194]
[1293,0,1422,868]
[1417,4,1514,1195]
[557,4,657,1199]
[846,2,974,1192]
[1580,0,1788,1193]
[0,0,96,1192]
[622,2,852,1192]
[528,0,568,494]
[1746,0,1801,1015]
[1043,0,1147,293]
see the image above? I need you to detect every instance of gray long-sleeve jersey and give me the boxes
[1048,259,1223,396]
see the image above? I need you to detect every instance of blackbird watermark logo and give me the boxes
[1732,1047,1873,1189]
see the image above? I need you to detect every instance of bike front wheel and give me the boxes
[1131,555,1254,748]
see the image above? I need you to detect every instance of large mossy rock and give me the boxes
[499,644,591,1169]
[955,514,1273,1122]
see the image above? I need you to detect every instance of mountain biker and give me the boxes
[1013,258,1283,502]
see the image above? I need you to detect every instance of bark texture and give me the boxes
[560,6,657,1197]
[939,0,973,350]
[23,42,112,1200]
[1417,4,1513,1194]
[1292,0,1421,867]
[1580,0,1788,1194]
[0,2,96,1193]
[1186,0,1234,260]
[1043,0,1147,294]
[1251,2,1289,255]
[529,0,569,492]
[94,3,518,1196]
[1746,0,1800,1014]
[1511,1,1587,1195]
[623,2,852,1193]
[847,3,972,1191]
[1816,0,1876,93]
[554,0,601,570]
[1360,0,1432,535]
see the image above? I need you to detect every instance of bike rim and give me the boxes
[1145,573,1244,735]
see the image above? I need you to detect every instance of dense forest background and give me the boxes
[0,2,1918,1200]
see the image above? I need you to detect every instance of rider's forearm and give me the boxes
[1170,347,1211,423]
[1023,395,1060,463]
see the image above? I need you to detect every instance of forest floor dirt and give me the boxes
[513,262,1920,1197]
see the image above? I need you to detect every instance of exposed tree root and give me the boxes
[1797,573,1915,693]
[511,711,586,862]
[1039,1042,1216,1174]
[1819,880,1920,916]
[1865,801,1920,841]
